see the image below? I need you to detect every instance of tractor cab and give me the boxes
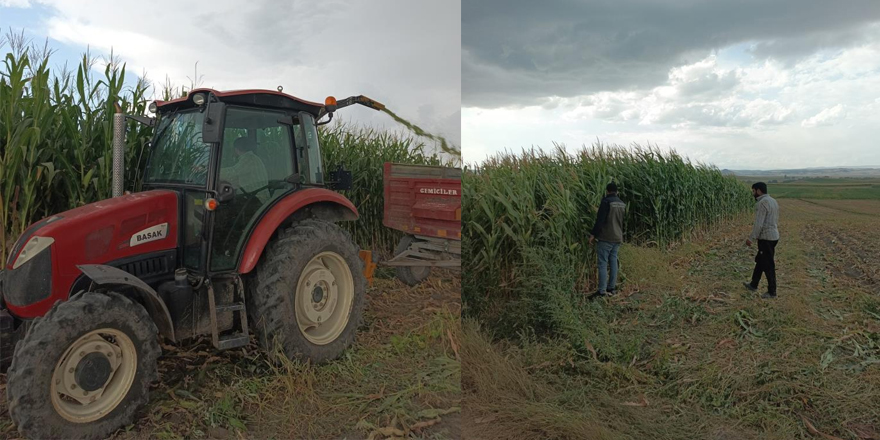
[144,89,343,275]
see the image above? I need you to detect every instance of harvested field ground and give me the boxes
[0,270,461,440]
[794,198,880,217]
[463,199,880,440]
[737,177,880,200]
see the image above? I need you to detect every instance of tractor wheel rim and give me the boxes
[51,329,137,423]
[296,251,354,345]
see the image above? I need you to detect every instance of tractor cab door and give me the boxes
[208,106,299,272]
[143,109,214,273]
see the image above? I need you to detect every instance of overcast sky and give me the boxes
[462,0,880,169]
[0,0,460,154]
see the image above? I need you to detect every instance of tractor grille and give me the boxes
[117,252,175,283]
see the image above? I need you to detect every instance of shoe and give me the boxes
[742,281,757,292]
[607,289,617,296]
[761,292,777,299]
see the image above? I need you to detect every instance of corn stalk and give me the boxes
[463,142,753,314]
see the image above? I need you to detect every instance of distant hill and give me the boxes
[725,167,880,178]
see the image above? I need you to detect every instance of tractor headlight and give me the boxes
[148,102,158,113]
[12,236,54,270]
[192,93,206,106]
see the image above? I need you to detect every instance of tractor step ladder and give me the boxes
[207,277,250,350]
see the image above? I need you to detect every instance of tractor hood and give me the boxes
[3,190,179,315]
[6,190,179,270]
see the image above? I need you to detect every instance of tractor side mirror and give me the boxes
[217,181,236,203]
[327,165,352,191]
[126,114,156,127]
[201,98,226,144]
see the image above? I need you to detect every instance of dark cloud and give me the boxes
[749,27,874,64]
[463,0,880,108]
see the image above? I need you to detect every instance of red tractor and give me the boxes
[0,89,384,439]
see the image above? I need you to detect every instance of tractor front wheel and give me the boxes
[248,219,366,364]
[7,292,160,440]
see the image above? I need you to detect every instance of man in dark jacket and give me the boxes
[589,182,626,296]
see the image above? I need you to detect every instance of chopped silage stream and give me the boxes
[380,108,460,159]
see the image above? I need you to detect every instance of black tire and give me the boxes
[6,292,160,440]
[394,235,432,286]
[247,219,366,364]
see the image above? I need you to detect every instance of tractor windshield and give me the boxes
[144,110,212,185]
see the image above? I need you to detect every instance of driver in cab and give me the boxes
[222,136,269,204]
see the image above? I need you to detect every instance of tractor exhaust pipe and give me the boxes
[112,103,125,198]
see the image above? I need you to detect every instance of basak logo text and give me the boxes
[130,223,168,247]
[419,188,458,196]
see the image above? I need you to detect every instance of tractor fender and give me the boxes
[238,188,359,274]
[75,264,176,342]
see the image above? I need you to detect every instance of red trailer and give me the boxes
[382,162,461,285]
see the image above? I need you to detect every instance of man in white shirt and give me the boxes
[742,182,780,299]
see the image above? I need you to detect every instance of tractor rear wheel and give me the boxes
[7,292,160,440]
[248,219,366,364]
[394,235,432,286]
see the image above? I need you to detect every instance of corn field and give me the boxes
[0,34,154,264]
[0,34,441,263]
[462,143,753,314]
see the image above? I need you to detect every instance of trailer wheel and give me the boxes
[7,292,160,440]
[248,219,366,363]
[394,235,432,286]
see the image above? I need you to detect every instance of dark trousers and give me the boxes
[751,239,778,294]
